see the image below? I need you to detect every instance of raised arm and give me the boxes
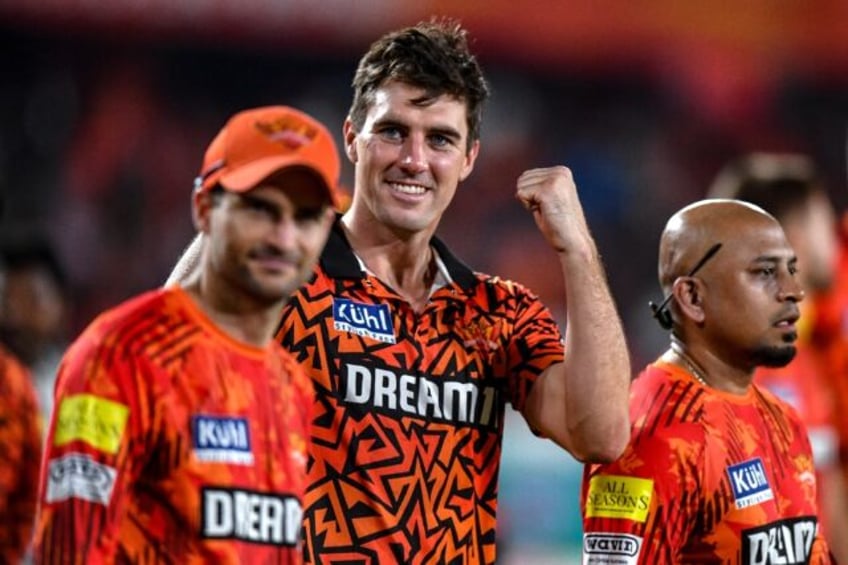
[516,166,630,462]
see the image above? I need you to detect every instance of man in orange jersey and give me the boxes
[170,19,630,565]
[582,199,834,564]
[815,210,848,497]
[276,20,629,564]
[0,256,43,563]
[808,137,848,537]
[707,152,848,562]
[0,342,41,564]
[0,235,70,424]
[32,105,338,564]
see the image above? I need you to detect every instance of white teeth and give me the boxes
[389,182,426,195]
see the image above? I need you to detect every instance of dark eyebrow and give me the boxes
[751,254,798,266]
[428,125,462,142]
[372,117,405,131]
[372,117,462,142]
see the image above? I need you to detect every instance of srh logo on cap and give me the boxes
[195,105,340,206]
[255,117,318,149]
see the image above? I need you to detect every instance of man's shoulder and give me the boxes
[71,288,185,355]
[750,382,806,426]
[631,363,710,433]
[463,273,549,311]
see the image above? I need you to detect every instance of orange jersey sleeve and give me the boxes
[582,362,834,564]
[0,344,42,563]
[33,287,311,565]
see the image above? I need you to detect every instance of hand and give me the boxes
[516,166,593,254]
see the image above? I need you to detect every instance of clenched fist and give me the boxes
[516,166,595,255]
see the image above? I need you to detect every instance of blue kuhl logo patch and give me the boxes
[192,415,253,465]
[726,458,774,509]
[332,298,395,343]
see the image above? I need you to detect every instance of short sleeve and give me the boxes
[502,282,564,412]
[581,429,703,564]
[33,331,153,564]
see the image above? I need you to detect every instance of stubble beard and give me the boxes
[750,332,798,368]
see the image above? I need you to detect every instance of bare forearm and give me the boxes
[515,166,630,462]
[559,243,630,461]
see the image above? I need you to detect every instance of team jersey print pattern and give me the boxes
[34,287,311,565]
[582,362,833,565]
[0,344,42,564]
[278,247,564,565]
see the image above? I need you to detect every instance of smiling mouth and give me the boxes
[388,181,427,195]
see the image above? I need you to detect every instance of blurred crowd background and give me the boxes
[2,2,848,562]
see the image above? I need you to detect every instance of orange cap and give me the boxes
[195,106,340,206]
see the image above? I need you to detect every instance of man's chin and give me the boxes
[256,274,309,302]
[753,345,797,368]
[240,276,295,305]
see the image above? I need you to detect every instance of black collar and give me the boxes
[320,218,477,291]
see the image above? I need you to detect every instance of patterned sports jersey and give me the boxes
[277,222,565,564]
[813,223,848,486]
[0,343,42,563]
[753,324,839,540]
[581,361,833,565]
[33,287,312,564]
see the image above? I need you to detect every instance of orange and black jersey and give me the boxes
[813,226,848,485]
[582,361,833,564]
[33,287,312,564]
[0,343,42,563]
[277,221,565,565]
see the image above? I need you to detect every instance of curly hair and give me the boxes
[348,18,490,151]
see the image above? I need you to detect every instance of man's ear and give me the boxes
[343,118,358,164]
[459,139,480,182]
[192,188,214,234]
[672,277,706,324]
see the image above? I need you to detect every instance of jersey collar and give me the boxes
[320,217,477,291]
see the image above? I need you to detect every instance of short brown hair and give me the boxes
[707,153,822,222]
[348,18,489,152]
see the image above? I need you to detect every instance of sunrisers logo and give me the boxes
[585,475,653,523]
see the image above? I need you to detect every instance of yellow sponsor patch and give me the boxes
[585,475,653,523]
[54,394,129,454]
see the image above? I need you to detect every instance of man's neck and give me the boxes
[182,277,283,348]
[340,214,438,310]
[666,335,754,395]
